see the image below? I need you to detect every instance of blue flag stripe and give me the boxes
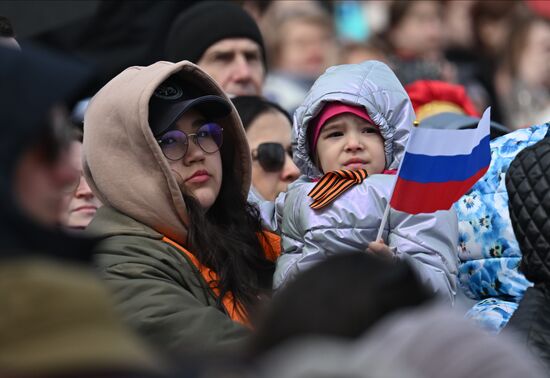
[398,135,491,183]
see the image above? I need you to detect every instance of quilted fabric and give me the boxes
[506,133,550,285]
[453,123,550,332]
[505,288,550,370]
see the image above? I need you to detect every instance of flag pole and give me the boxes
[375,119,419,241]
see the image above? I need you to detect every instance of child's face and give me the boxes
[315,113,385,174]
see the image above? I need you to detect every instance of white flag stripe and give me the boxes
[406,108,491,156]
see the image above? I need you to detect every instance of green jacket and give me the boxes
[89,206,250,355]
[82,61,263,357]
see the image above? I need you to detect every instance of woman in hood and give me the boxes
[259,60,458,303]
[83,61,279,356]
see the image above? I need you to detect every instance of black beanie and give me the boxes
[165,1,267,69]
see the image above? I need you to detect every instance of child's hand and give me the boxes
[366,239,395,261]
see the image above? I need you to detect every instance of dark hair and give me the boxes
[0,16,15,38]
[388,1,415,30]
[231,95,291,131]
[182,117,275,317]
[388,0,442,29]
[248,252,434,357]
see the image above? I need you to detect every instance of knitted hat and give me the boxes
[165,1,267,69]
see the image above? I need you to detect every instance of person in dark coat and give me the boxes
[0,45,161,377]
[504,131,550,369]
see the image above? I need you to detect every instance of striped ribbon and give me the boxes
[308,169,368,209]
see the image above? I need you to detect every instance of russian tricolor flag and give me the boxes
[389,108,491,214]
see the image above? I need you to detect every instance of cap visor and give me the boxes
[154,95,232,136]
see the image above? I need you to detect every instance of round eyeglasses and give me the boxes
[157,123,224,161]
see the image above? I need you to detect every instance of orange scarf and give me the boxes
[309,169,368,209]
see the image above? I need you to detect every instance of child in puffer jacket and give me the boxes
[255,61,459,303]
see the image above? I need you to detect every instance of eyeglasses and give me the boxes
[251,142,293,172]
[157,123,224,161]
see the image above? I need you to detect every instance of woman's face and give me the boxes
[518,20,550,88]
[278,19,336,78]
[161,109,223,210]
[246,110,300,201]
[62,141,102,229]
[390,1,443,59]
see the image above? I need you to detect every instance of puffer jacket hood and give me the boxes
[506,133,550,286]
[293,60,415,179]
[83,60,251,245]
[0,45,95,260]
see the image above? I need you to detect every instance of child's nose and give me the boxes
[344,135,363,151]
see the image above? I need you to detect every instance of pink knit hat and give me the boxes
[309,103,376,153]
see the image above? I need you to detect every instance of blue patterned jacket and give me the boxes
[453,123,549,333]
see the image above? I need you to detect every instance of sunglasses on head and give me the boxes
[251,143,293,172]
[157,122,224,161]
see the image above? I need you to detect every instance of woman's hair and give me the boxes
[231,95,292,131]
[183,118,276,317]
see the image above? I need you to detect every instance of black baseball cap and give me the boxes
[149,76,232,136]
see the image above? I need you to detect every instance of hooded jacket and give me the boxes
[0,46,162,376]
[0,45,95,260]
[505,132,550,368]
[83,60,269,355]
[265,61,458,302]
[452,125,548,333]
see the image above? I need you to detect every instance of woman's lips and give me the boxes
[186,170,211,184]
[72,205,97,213]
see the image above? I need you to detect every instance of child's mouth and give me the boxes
[344,159,368,169]
[344,162,366,170]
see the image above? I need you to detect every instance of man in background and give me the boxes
[165,1,267,96]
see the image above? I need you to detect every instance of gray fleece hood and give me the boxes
[293,60,415,179]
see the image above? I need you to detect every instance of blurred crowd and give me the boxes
[1,0,550,377]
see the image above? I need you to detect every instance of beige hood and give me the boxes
[83,61,251,245]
